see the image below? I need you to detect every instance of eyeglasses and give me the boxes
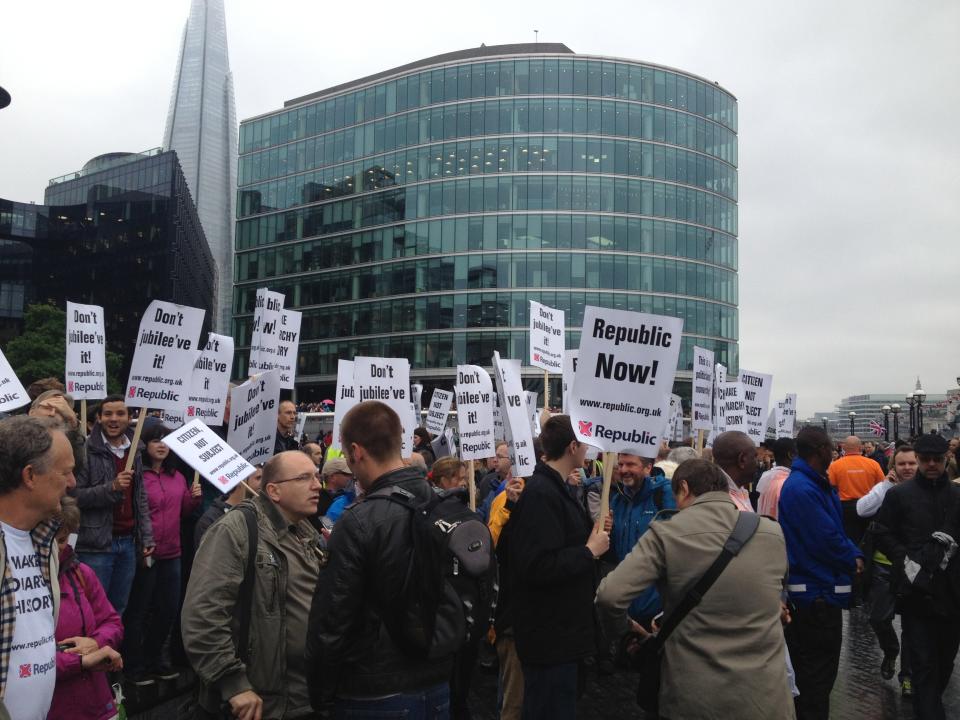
[496,454,510,460]
[270,470,321,485]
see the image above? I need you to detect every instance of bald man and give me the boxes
[828,436,884,546]
[712,431,758,512]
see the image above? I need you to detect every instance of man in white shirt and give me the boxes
[0,416,78,719]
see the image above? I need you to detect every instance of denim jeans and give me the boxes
[333,683,450,720]
[123,557,182,673]
[79,535,137,615]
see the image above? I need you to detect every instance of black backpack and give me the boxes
[367,485,498,660]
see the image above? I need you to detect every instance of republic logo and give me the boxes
[578,420,593,437]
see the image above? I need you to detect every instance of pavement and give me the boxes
[132,607,959,719]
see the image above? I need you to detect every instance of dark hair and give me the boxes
[341,401,403,462]
[671,459,728,498]
[27,377,65,401]
[539,414,576,461]
[796,427,831,461]
[0,416,61,495]
[95,395,127,418]
[772,437,797,466]
[413,427,432,446]
[140,423,177,473]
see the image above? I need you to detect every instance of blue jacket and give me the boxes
[778,458,863,608]
[324,488,356,524]
[610,475,676,621]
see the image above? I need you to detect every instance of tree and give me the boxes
[4,303,124,394]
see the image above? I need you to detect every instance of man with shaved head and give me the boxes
[829,435,884,546]
[712,430,758,512]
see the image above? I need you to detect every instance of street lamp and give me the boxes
[849,411,857,436]
[915,388,926,436]
[891,404,901,442]
[907,393,916,437]
[821,418,828,433]
[882,405,891,441]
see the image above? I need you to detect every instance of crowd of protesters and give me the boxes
[1,376,959,720]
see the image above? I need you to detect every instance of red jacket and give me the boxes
[50,547,123,720]
[143,468,201,559]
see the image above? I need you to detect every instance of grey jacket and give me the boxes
[596,492,794,720]
[71,423,153,553]
[183,494,322,719]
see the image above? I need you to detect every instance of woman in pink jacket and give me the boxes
[50,496,124,720]
[122,423,201,685]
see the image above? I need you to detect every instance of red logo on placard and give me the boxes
[68,381,74,392]
[19,663,31,678]
[128,387,136,398]
[218,476,228,485]
[187,406,195,417]
[534,353,541,362]
[578,421,593,437]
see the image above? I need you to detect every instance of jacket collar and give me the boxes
[690,490,737,508]
[792,457,831,488]
[367,465,427,495]
[255,492,299,538]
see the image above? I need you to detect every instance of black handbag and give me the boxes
[635,511,760,715]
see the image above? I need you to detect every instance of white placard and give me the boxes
[709,363,728,445]
[165,419,253,494]
[723,381,746,436]
[562,350,579,415]
[0,347,29,412]
[425,388,454,436]
[691,346,715,431]
[329,360,357,452]
[738,369,774,447]
[227,371,282,465]
[274,309,301,390]
[529,301,564,373]
[666,393,683,442]
[125,301,205,410]
[65,301,108,399]
[777,394,798,438]
[158,349,202,428]
[455,365,496,461]
[569,307,683,455]
[492,392,505,441]
[525,390,541,437]
[247,288,285,376]
[187,333,234,425]
[354,357,414,456]
[411,383,424,427]
[492,352,537,476]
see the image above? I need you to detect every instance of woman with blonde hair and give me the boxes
[427,456,467,491]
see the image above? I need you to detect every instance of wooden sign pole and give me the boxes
[467,459,477,511]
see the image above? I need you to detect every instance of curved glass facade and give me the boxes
[234,46,738,396]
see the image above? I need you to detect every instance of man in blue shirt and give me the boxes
[779,426,863,720]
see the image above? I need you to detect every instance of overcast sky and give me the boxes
[2,0,958,417]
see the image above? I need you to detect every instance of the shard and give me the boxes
[163,0,237,333]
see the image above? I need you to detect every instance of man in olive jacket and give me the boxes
[597,459,794,720]
[306,401,452,717]
[183,450,323,720]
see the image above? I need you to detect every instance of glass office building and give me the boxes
[234,43,738,402]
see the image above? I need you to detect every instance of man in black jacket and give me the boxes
[508,415,609,720]
[307,401,452,717]
[875,433,960,720]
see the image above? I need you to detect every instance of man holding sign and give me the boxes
[72,395,155,616]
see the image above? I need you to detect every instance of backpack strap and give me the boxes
[652,511,761,649]
[235,504,259,664]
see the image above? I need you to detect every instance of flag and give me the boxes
[868,419,885,437]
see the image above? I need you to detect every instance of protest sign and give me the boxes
[492,392,505,441]
[723,381,747,435]
[492,352,537,476]
[0,347,29,412]
[164,419,253,494]
[125,300,205,412]
[187,333,233,425]
[247,288,285,376]
[529,301,564,373]
[274,309,301,389]
[738,369,774,446]
[569,306,683,456]
[525,390,541,437]
[691,346,715,431]
[425,388,453,436]
[227,371,282,466]
[329,360,357,452]
[354,357,414,456]
[777,394,798,438]
[65,301,107,400]
[666,394,683,442]
[709,363,728,444]
[562,350,579,414]
[455,365,496,461]
[412,383,424,426]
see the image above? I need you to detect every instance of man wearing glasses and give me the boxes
[183,450,323,720]
[875,433,960,720]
